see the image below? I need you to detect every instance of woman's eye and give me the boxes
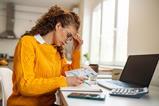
[67,33,72,38]
[66,33,73,41]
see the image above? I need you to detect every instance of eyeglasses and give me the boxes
[66,32,73,42]
[63,29,76,42]
[66,32,73,41]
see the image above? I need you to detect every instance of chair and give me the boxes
[0,68,13,106]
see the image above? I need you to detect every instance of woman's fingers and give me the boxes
[72,33,83,50]
[77,79,83,84]
[76,34,83,43]
[78,77,86,81]
[66,76,85,86]
[75,77,87,86]
[73,34,82,42]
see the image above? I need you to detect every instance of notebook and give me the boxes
[60,83,102,92]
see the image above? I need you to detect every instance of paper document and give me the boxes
[65,66,97,78]
[62,67,102,92]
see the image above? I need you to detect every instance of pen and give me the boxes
[84,80,91,86]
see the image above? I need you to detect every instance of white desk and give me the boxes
[59,82,159,106]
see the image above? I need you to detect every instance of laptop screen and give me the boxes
[120,54,159,87]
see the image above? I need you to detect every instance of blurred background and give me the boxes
[0,0,159,86]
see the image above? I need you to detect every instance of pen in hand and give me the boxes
[83,80,91,86]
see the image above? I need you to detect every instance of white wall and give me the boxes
[0,39,18,56]
[0,3,77,56]
[128,0,159,55]
[128,0,159,86]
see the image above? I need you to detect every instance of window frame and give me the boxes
[89,0,128,67]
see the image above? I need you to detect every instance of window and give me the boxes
[90,3,101,63]
[90,0,129,66]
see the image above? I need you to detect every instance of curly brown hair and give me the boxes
[22,5,80,58]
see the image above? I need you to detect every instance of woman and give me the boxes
[7,5,84,106]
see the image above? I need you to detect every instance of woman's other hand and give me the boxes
[66,76,85,86]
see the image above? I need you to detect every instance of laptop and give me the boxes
[97,54,159,90]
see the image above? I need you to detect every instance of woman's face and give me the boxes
[53,23,77,46]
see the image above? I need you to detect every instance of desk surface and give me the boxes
[59,82,159,106]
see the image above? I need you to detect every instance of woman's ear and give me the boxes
[55,22,62,31]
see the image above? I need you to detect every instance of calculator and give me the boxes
[109,87,149,98]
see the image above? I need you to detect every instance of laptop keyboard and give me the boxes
[97,79,140,90]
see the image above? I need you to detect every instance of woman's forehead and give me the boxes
[65,25,77,35]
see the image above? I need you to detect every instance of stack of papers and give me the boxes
[60,83,102,92]
[97,74,112,79]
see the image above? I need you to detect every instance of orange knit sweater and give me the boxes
[7,35,80,106]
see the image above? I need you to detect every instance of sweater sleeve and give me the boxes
[14,37,67,96]
[61,49,81,76]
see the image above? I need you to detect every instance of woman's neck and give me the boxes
[42,32,54,44]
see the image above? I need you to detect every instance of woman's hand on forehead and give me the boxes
[72,33,83,50]
[72,32,79,38]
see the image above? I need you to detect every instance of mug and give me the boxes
[112,68,122,80]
